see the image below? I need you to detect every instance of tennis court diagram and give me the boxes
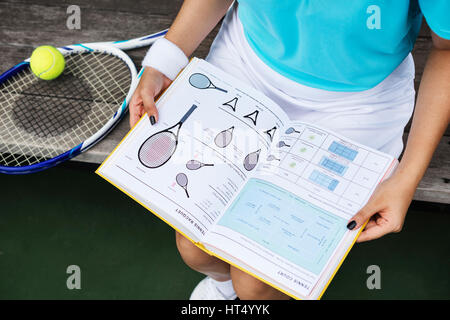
[319,156,348,176]
[309,170,339,191]
[328,141,358,161]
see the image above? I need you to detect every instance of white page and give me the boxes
[203,121,396,298]
[97,58,290,242]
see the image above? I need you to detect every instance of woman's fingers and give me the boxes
[363,219,378,230]
[141,91,159,124]
[129,104,143,128]
[128,67,171,128]
[357,222,388,242]
[128,93,144,128]
[347,198,382,231]
[356,213,393,242]
[343,176,413,242]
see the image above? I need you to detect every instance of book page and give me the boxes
[97,58,290,242]
[256,121,396,214]
[203,121,396,298]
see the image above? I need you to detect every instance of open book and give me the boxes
[96,58,398,299]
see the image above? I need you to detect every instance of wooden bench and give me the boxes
[1,0,448,203]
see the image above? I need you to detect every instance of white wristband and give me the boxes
[142,38,189,81]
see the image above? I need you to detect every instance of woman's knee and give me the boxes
[175,232,215,270]
[231,267,289,300]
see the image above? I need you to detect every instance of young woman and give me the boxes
[129,1,450,300]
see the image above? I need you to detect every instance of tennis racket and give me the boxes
[138,104,198,169]
[189,73,227,93]
[176,173,190,198]
[186,160,214,170]
[0,29,168,174]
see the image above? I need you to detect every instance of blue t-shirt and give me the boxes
[237,0,450,91]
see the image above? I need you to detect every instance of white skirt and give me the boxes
[205,5,416,159]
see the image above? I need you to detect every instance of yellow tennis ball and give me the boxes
[30,46,65,80]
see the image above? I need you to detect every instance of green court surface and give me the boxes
[0,162,448,300]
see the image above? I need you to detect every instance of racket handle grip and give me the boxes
[216,87,228,93]
[180,104,198,123]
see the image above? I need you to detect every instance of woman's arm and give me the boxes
[129,0,233,127]
[165,0,233,57]
[349,31,450,242]
[395,33,450,190]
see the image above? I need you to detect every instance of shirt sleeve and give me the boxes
[419,0,450,39]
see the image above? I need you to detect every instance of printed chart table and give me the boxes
[259,123,394,215]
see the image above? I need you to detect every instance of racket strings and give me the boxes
[0,51,132,167]
[11,75,93,138]
[0,54,128,102]
[67,53,129,103]
[139,132,177,168]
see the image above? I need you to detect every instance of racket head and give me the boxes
[137,105,197,169]
[189,73,211,89]
[176,172,188,187]
[186,160,202,170]
[186,159,213,170]
[277,141,290,148]
[243,149,261,171]
[0,44,138,174]
[285,127,300,135]
[138,130,178,168]
[214,126,234,148]
[285,127,295,134]
[176,173,190,198]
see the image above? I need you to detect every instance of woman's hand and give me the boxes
[128,67,172,128]
[347,173,416,243]
[128,0,235,128]
[350,32,450,243]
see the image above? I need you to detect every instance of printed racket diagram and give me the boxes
[285,127,301,135]
[138,104,197,169]
[267,154,281,162]
[243,149,261,171]
[176,173,190,198]
[186,160,214,170]
[189,73,227,93]
[277,141,291,148]
[214,126,234,148]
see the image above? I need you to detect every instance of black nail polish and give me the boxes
[150,116,156,125]
[347,220,357,230]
